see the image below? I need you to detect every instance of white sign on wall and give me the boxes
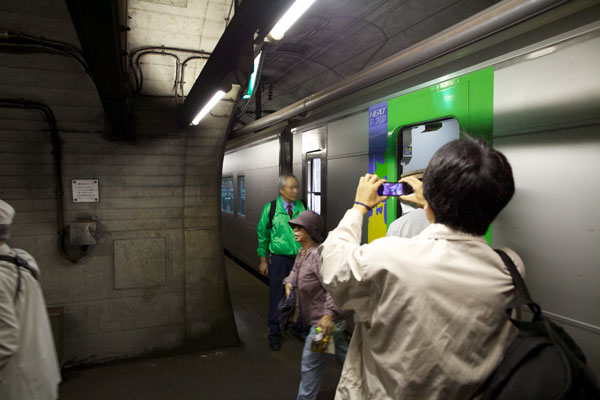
[72,179,99,202]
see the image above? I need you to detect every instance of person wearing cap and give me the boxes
[283,210,347,400]
[0,199,61,400]
[386,170,430,239]
[256,174,307,351]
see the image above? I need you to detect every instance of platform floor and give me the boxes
[59,257,342,400]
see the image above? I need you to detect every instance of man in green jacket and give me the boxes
[257,174,306,351]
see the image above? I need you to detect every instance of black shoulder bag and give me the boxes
[480,250,600,399]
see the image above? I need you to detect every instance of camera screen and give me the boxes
[380,183,406,196]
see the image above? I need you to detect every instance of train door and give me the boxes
[368,67,494,242]
[301,127,327,225]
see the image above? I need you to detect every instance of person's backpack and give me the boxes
[480,250,600,399]
[265,198,307,230]
[0,254,38,301]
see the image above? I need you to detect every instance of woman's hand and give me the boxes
[317,314,334,336]
[352,173,388,215]
[285,283,292,299]
[399,176,427,209]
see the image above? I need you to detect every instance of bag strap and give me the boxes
[266,199,278,230]
[266,198,308,230]
[0,254,38,302]
[494,249,542,321]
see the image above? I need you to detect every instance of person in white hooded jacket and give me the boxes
[0,199,60,400]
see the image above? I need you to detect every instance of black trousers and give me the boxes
[268,254,296,341]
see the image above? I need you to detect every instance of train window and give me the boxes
[221,176,234,214]
[307,152,321,214]
[238,175,246,217]
[399,118,460,173]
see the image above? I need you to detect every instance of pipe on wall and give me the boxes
[128,46,211,104]
[0,31,91,78]
[231,0,568,137]
[0,98,88,263]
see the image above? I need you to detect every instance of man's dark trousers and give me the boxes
[268,254,296,342]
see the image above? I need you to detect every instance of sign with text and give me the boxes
[72,179,99,202]
[368,101,389,242]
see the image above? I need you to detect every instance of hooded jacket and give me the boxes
[0,243,60,400]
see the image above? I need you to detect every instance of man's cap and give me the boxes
[289,210,324,243]
[0,200,15,225]
[401,169,424,179]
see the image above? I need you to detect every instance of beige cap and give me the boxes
[401,169,425,179]
[0,199,15,225]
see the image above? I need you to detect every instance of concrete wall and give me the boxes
[0,0,237,366]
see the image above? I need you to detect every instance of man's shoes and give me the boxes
[269,339,281,351]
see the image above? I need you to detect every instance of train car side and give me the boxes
[222,21,600,376]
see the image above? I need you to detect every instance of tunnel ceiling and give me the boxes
[128,0,504,131]
[2,0,503,138]
[127,0,232,100]
[124,0,506,102]
[231,0,503,129]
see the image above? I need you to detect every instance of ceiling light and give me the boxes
[191,90,226,125]
[526,46,556,60]
[268,0,316,41]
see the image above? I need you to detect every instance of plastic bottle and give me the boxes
[310,327,330,353]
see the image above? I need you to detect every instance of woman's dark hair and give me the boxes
[423,137,515,235]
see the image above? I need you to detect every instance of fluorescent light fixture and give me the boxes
[243,51,262,100]
[526,46,556,60]
[269,0,316,41]
[191,90,226,125]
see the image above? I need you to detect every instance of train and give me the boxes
[221,1,600,377]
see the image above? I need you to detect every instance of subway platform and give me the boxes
[59,257,342,400]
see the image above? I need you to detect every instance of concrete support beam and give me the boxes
[181,87,240,348]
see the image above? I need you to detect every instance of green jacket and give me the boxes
[257,196,307,257]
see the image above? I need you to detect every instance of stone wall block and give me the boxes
[64,325,185,366]
[114,237,167,289]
